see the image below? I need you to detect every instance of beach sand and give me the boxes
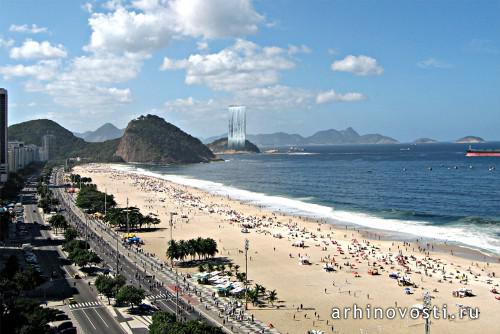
[74,163,500,334]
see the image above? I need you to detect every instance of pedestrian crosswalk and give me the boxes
[146,293,169,301]
[69,301,102,309]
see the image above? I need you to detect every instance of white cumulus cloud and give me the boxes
[331,55,383,76]
[86,0,264,55]
[10,40,67,59]
[316,90,365,104]
[160,39,295,91]
[169,0,263,39]
[0,60,60,81]
[9,24,49,34]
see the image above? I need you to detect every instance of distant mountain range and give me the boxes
[204,127,398,147]
[74,123,124,142]
[9,115,215,164]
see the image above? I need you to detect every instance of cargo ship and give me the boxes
[466,146,500,157]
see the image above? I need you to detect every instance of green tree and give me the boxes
[76,185,116,214]
[148,311,223,334]
[64,227,78,242]
[115,285,145,309]
[247,288,259,306]
[166,240,180,264]
[95,274,126,305]
[63,239,88,253]
[267,289,278,306]
[0,298,58,334]
[14,266,44,291]
[68,248,100,268]
[149,311,176,334]
[48,214,67,234]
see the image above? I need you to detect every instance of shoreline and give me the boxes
[74,163,500,334]
[115,163,500,261]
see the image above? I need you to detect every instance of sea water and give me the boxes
[114,143,500,255]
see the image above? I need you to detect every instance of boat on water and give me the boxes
[466,146,500,157]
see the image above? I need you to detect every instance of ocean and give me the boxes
[116,143,500,255]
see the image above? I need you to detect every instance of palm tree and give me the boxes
[166,240,180,265]
[248,288,259,306]
[267,290,278,306]
[254,284,264,296]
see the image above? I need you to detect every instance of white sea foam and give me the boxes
[112,164,500,255]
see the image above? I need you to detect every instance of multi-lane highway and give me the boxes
[23,201,126,334]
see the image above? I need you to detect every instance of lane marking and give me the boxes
[93,308,109,328]
[81,309,97,330]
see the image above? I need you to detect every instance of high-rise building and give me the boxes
[0,88,8,183]
[227,105,246,150]
[8,141,40,173]
[40,134,55,161]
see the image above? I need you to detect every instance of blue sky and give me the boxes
[0,0,499,141]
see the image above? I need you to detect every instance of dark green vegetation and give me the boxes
[104,207,160,231]
[48,214,68,234]
[149,311,224,334]
[0,255,58,334]
[64,227,78,241]
[75,138,123,162]
[166,238,218,263]
[9,115,217,163]
[207,137,260,153]
[74,123,124,142]
[37,167,59,213]
[76,184,117,214]
[8,119,122,162]
[8,119,87,160]
[115,285,145,308]
[63,239,101,268]
[95,274,126,304]
[116,114,216,163]
[70,173,158,230]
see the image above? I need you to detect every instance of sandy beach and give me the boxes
[74,163,500,334]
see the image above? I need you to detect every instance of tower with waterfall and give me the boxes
[228,105,246,150]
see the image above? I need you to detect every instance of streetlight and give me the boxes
[423,291,431,334]
[168,211,179,320]
[104,188,107,216]
[126,198,130,236]
[244,238,249,310]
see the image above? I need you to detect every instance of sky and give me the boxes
[0,0,499,142]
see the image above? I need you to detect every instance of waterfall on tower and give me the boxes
[228,105,246,150]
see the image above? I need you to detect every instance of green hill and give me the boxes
[9,116,217,164]
[8,119,87,160]
[207,138,260,153]
[116,114,216,163]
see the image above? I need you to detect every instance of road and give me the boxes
[52,167,277,334]
[22,195,126,334]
